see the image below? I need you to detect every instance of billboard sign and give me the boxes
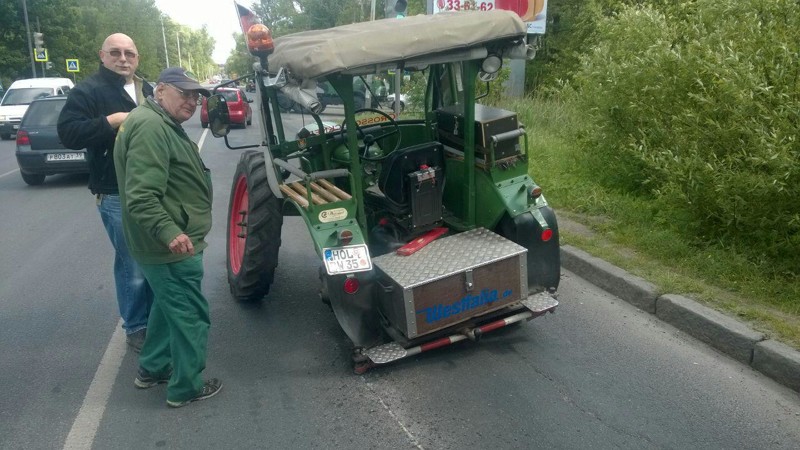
[431,0,548,34]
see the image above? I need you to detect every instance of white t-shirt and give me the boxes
[124,82,137,105]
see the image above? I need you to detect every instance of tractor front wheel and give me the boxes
[226,150,283,302]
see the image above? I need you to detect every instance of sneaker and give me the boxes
[134,367,172,389]
[166,378,223,408]
[126,329,146,353]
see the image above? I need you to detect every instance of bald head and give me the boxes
[99,33,139,82]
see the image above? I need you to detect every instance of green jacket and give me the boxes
[114,97,212,265]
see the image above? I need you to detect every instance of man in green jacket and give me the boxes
[114,67,221,408]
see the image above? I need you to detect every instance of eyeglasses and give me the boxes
[167,84,200,101]
[105,49,138,59]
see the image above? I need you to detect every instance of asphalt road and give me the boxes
[1,100,799,449]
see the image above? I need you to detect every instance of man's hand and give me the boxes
[106,112,129,129]
[169,233,195,255]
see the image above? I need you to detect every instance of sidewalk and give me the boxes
[560,244,800,393]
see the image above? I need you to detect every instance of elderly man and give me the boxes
[58,33,154,352]
[114,67,220,408]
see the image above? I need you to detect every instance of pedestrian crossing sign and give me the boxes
[66,59,80,73]
[34,49,48,62]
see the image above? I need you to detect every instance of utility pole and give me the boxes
[160,15,170,67]
[22,0,36,78]
[176,32,182,67]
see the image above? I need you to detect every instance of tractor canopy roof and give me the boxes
[269,10,531,82]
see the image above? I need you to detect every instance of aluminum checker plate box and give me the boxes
[373,228,528,339]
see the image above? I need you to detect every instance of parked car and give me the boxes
[15,95,88,185]
[201,88,252,128]
[0,77,74,140]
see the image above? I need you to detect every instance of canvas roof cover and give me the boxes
[269,10,528,81]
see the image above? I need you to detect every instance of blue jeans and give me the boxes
[97,194,153,334]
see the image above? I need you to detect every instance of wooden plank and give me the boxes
[289,181,326,206]
[279,184,309,208]
[317,179,352,200]
[310,182,341,203]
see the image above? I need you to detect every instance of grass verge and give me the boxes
[508,95,800,350]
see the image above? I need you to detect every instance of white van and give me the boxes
[0,77,74,140]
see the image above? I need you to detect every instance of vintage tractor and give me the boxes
[207,7,560,372]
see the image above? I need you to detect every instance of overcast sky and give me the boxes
[154,0,243,63]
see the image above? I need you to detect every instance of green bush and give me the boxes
[567,0,800,275]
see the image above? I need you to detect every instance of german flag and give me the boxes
[235,2,260,35]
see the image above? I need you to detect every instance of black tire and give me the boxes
[226,151,283,302]
[0,133,11,140]
[20,172,45,185]
[201,121,208,129]
[246,116,252,125]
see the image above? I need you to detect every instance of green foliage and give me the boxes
[566,0,800,276]
[0,0,225,85]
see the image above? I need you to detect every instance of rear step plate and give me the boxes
[522,291,559,313]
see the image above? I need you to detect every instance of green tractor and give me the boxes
[208,8,560,372]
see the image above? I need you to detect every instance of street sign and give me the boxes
[34,49,48,62]
[66,59,80,73]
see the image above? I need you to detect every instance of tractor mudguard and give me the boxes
[497,206,560,293]
[322,271,384,348]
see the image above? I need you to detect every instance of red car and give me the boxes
[201,87,252,128]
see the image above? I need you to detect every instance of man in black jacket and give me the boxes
[58,33,155,352]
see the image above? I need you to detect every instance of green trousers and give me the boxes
[138,253,209,403]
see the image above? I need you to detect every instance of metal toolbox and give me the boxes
[372,228,528,339]
[436,104,521,160]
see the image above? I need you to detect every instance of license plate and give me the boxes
[12,124,19,130]
[46,153,85,162]
[323,244,372,275]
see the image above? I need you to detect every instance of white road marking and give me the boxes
[63,319,127,450]
[0,168,19,179]
[197,128,209,153]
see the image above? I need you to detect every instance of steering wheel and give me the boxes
[339,108,401,161]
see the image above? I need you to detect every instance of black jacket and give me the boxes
[58,64,154,194]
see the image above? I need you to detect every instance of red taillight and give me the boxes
[338,229,353,246]
[343,277,359,295]
[528,185,542,199]
[16,130,30,146]
[541,228,553,242]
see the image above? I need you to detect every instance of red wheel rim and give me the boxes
[229,175,249,275]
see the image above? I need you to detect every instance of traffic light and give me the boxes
[33,32,44,50]
[394,0,407,18]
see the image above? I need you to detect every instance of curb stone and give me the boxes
[656,294,764,364]
[559,245,658,313]
[560,245,800,393]
[753,340,800,392]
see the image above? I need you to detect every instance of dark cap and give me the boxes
[157,67,211,97]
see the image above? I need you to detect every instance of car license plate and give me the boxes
[46,153,85,162]
[12,124,19,130]
[323,244,372,275]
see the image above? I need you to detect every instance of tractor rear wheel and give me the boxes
[226,150,283,302]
